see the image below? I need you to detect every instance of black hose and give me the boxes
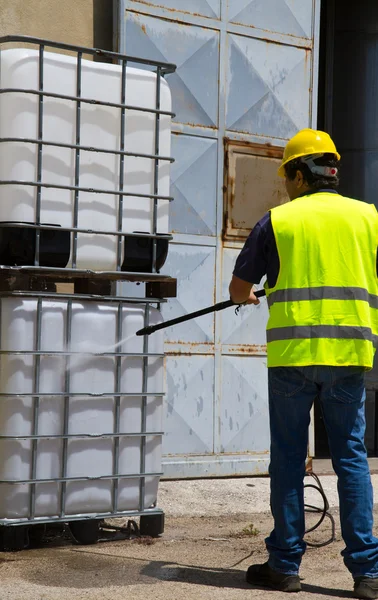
[304,472,336,548]
[136,290,267,336]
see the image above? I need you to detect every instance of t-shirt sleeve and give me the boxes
[233,212,272,284]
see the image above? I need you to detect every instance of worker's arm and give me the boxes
[229,213,273,305]
[229,275,260,305]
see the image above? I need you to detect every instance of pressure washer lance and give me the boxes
[135,289,267,337]
[136,287,335,547]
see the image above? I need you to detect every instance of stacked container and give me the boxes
[0,35,176,548]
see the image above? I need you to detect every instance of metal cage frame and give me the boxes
[0,290,165,526]
[0,37,176,535]
[0,35,176,276]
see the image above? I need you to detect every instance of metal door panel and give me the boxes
[124,12,220,127]
[220,355,269,453]
[170,134,217,235]
[228,0,313,39]
[226,33,311,137]
[163,354,215,454]
[161,243,216,344]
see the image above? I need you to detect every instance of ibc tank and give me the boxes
[0,299,164,519]
[0,48,172,271]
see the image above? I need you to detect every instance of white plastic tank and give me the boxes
[0,48,172,270]
[0,298,164,519]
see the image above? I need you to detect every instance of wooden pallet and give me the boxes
[0,267,177,298]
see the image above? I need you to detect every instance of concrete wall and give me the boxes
[0,0,113,50]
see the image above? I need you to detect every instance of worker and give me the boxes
[229,129,378,599]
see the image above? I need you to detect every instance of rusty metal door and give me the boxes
[116,0,321,478]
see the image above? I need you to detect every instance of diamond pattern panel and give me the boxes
[170,134,217,235]
[125,13,219,127]
[129,0,220,18]
[226,33,311,138]
[221,248,268,345]
[221,356,269,453]
[163,355,214,455]
[228,0,313,38]
[161,244,216,343]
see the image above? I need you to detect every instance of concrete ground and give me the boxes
[2,473,378,599]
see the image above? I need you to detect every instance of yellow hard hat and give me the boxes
[278,129,341,178]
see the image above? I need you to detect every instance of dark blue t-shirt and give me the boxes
[233,190,378,286]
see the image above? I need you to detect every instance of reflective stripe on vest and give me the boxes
[265,192,378,368]
[267,325,378,345]
[267,287,378,309]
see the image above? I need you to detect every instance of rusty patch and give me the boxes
[141,24,147,34]
[167,341,213,346]
[225,345,267,355]
[179,122,218,130]
[223,138,286,242]
[304,48,310,69]
[131,1,220,21]
[165,341,215,356]
[229,20,313,48]
[133,0,177,12]
[225,131,289,142]
[166,350,211,356]
[129,7,216,31]
[224,138,284,159]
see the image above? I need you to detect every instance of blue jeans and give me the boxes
[266,366,378,578]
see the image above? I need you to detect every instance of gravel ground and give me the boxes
[1,473,378,599]
[158,473,344,517]
[0,512,360,600]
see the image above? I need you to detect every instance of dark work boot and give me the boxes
[246,561,301,592]
[354,577,378,599]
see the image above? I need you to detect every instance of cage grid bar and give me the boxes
[0,88,174,116]
[0,179,173,201]
[0,392,164,398]
[29,297,43,519]
[152,68,161,274]
[139,305,150,512]
[0,470,163,486]
[0,35,176,74]
[0,137,174,163]
[60,299,73,518]
[0,431,164,441]
[0,221,171,238]
[116,60,127,272]
[72,53,82,269]
[0,506,164,528]
[112,302,123,513]
[34,45,44,267]
[0,351,164,358]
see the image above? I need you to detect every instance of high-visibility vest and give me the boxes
[265,192,378,368]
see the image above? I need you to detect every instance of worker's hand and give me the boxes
[244,290,260,305]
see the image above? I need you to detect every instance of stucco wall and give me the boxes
[0,0,94,47]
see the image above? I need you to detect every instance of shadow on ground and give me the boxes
[11,547,354,599]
